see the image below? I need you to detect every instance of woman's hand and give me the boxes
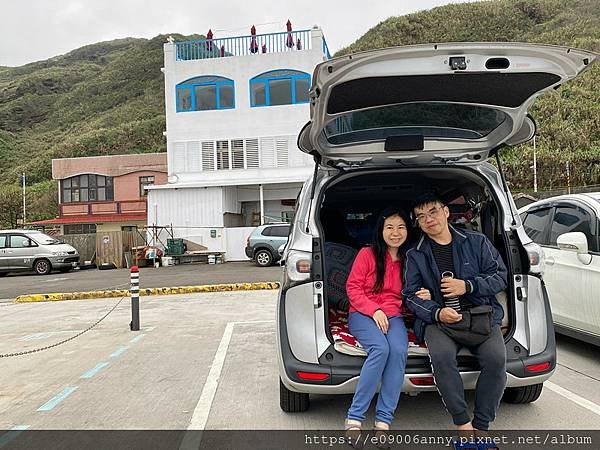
[416,287,431,300]
[373,310,389,334]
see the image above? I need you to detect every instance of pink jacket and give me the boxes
[346,247,403,318]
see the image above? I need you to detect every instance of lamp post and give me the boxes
[21,173,26,225]
[532,136,538,193]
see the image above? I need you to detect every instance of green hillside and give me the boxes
[1,0,599,226]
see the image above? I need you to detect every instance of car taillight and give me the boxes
[297,371,329,381]
[526,362,551,373]
[524,242,545,275]
[281,249,312,289]
[409,376,435,386]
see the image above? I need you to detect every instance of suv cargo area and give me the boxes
[314,166,522,374]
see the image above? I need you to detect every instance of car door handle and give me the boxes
[546,256,555,266]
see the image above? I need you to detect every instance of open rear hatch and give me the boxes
[298,42,597,167]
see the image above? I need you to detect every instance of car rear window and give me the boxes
[324,102,508,145]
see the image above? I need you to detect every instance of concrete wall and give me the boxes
[53,153,167,179]
[114,170,168,201]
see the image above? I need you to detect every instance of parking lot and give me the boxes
[0,262,282,300]
[1,290,599,449]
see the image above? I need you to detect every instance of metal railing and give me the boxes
[175,29,312,61]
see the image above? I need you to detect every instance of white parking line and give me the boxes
[546,381,600,416]
[179,320,273,450]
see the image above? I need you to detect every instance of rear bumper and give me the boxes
[280,368,554,395]
[244,247,253,258]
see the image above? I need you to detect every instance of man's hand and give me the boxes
[416,287,431,300]
[439,307,463,324]
[373,310,389,334]
[441,277,467,298]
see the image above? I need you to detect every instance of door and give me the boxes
[298,43,597,167]
[0,235,8,270]
[544,203,600,336]
[6,234,37,270]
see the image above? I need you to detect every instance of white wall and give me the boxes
[147,186,224,228]
[225,227,254,261]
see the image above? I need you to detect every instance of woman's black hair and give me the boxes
[371,207,412,293]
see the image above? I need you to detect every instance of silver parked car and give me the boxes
[0,230,80,276]
[276,42,597,412]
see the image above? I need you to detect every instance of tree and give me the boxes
[0,184,27,228]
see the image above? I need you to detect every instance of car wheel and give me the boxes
[34,259,52,275]
[279,378,309,412]
[255,249,273,267]
[502,383,543,404]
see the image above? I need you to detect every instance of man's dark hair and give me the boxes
[413,191,445,211]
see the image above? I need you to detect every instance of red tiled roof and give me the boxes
[30,214,147,225]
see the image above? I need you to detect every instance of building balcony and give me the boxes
[59,200,147,217]
[174,28,331,61]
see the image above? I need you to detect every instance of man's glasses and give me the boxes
[415,206,444,223]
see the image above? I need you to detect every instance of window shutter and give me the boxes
[201,141,215,171]
[186,141,201,172]
[245,138,259,168]
[276,137,289,168]
[173,142,186,173]
[260,137,275,168]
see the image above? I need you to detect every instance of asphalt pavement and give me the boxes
[0,262,282,300]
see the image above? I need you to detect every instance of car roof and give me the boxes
[518,193,600,213]
[0,229,40,233]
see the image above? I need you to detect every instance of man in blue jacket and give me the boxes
[403,192,508,437]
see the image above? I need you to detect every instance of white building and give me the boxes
[147,26,331,260]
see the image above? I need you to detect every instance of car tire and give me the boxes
[34,259,52,275]
[255,249,273,267]
[279,378,309,412]
[502,383,543,404]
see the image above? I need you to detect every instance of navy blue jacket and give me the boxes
[402,226,508,343]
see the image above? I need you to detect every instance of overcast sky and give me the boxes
[2,0,480,67]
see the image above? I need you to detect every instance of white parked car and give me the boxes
[519,193,600,345]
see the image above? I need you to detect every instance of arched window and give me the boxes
[249,69,310,107]
[61,174,114,203]
[176,75,235,112]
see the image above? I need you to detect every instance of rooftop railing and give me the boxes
[175,29,315,61]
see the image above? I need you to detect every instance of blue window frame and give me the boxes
[249,69,310,107]
[176,75,235,112]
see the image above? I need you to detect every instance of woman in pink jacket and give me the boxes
[344,207,429,444]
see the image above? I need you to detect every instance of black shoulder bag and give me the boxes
[438,305,493,347]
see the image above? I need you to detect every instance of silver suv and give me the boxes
[276,43,597,412]
[0,230,80,276]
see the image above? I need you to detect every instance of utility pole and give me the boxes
[566,161,571,194]
[22,172,26,225]
[532,135,538,193]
